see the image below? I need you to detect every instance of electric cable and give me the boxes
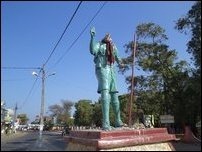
[43,1,83,67]
[51,1,107,68]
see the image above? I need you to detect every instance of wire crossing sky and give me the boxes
[50,1,107,70]
[2,67,41,69]
[1,1,194,122]
[43,1,83,67]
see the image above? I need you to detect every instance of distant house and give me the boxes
[1,101,6,122]
[1,101,15,133]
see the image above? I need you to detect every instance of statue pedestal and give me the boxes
[65,128,176,151]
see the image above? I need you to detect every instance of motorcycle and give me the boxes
[61,127,69,136]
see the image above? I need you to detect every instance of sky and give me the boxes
[1,1,194,122]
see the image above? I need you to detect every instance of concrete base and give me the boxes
[65,128,176,151]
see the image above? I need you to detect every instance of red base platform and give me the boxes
[65,128,176,151]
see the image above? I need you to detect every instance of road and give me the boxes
[1,131,201,151]
[1,131,67,151]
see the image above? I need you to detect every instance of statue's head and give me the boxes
[103,33,112,43]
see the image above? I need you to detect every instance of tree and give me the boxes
[61,99,74,125]
[175,1,201,70]
[92,101,102,127]
[48,104,63,124]
[175,1,201,133]
[118,94,137,124]
[48,99,74,126]
[61,99,73,115]
[119,22,190,126]
[44,116,54,131]
[74,100,94,126]
[49,104,63,117]
[17,114,29,125]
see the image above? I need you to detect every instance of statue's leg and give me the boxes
[111,92,124,127]
[101,89,111,130]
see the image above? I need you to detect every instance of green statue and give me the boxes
[90,27,125,130]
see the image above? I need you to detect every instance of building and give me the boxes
[1,101,7,122]
[1,101,14,124]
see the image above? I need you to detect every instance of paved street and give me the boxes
[1,131,67,151]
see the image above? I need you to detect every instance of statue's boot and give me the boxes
[101,90,111,131]
[111,93,125,127]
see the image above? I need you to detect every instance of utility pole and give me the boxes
[32,64,55,137]
[13,102,18,126]
[128,33,137,127]
[40,64,45,136]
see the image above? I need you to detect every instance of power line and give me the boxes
[18,69,42,110]
[1,66,42,109]
[1,67,41,70]
[51,1,107,68]
[1,78,33,82]
[3,1,82,109]
[3,1,106,114]
[18,76,39,109]
[2,1,82,108]
[43,1,83,67]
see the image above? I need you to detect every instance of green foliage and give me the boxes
[44,119,54,131]
[92,102,102,127]
[136,23,168,43]
[73,97,129,127]
[175,1,201,127]
[74,100,94,126]
[118,94,130,124]
[17,114,29,125]
[118,94,139,125]
[173,72,201,126]
[67,117,74,126]
[175,1,201,69]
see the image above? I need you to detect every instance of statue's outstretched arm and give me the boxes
[114,45,123,65]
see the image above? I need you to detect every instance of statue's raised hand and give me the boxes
[90,27,96,37]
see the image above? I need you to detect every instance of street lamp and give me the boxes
[32,65,55,136]
[32,71,38,77]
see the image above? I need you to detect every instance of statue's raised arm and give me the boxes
[90,27,96,37]
[89,27,99,56]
